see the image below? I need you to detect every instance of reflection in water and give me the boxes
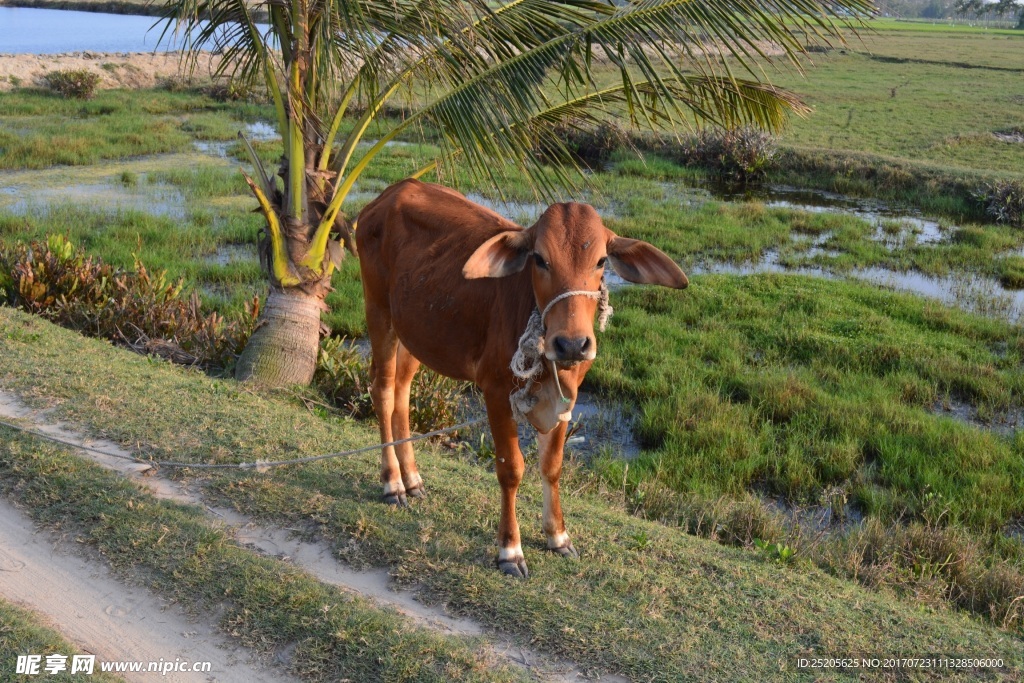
[4,177,187,220]
[686,254,1024,323]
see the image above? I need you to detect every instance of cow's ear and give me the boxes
[463,229,534,279]
[606,235,688,289]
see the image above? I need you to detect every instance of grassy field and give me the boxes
[0,306,1021,682]
[771,43,1024,175]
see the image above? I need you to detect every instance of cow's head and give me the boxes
[464,203,687,418]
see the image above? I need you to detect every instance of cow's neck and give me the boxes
[504,269,587,433]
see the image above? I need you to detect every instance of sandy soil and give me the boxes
[0,498,293,683]
[0,51,222,92]
[0,389,628,683]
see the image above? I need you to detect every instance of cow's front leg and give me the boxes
[537,421,578,558]
[484,390,528,578]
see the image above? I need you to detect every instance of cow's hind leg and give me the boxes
[366,305,406,505]
[537,422,578,558]
[483,389,528,578]
[392,343,425,498]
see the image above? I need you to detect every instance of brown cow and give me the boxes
[356,179,687,577]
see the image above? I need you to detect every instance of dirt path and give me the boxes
[0,389,628,683]
[0,497,294,683]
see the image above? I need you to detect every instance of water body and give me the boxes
[0,7,267,54]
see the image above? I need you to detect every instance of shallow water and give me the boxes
[687,253,1024,323]
[194,121,281,158]
[0,151,234,220]
[712,184,950,245]
[564,390,641,460]
[2,175,187,220]
[464,193,549,224]
[932,397,1022,436]
[764,495,865,535]
[203,244,257,266]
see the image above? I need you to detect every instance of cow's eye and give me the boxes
[596,257,607,269]
[534,253,549,270]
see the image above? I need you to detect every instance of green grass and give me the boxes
[770,51,1024,176]
[0,89,269,169]
[0,600,125,683]
[586,274,1024,529]
[0,306,1021,681]
[865,18,1024,37]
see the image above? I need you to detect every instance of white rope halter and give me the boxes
[509,282,613,423]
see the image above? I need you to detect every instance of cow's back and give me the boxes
[356,179,532,384]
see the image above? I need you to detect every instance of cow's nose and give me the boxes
[552,336,592,361]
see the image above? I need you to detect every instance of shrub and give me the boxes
[0,235,257,369]
[158,75,192,92]
[315,336,469,433]
[43,69,101,100]
[315,337,373,418]
[975,180,1024,227]
[537,121,626,167]
[205,79,265,103]
[672,126,777,182]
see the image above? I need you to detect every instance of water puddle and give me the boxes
[465,193,550,224]
[203,244,257,266]
[0,152,231,221]
[714,185,948,246]
[454,384,640,462]
[1006,519,1024,545]
[195,121,281,158]
[462,193,617,226]
[931,397,1022,436]
[687,252,1024,323]
[763,494,865,536]
[565,390,640,460]
[994,131,1024,144]
[852,267,1024,322]
[1,175,187,220]
[245,121,279,142]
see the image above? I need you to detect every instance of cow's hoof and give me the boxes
[547,542,579,559]
[496,557,529,579]
[405,483,427,499]
[382,491,408,506]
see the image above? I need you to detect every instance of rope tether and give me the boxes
[0,416,486,472]
[509,281,613,423]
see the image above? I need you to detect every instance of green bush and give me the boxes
[538,120,626,167]
[671,126,778,182]
[976,180,1024,227]
[0,235,257,369]
[43,70,101,100]
[205,79,264,103]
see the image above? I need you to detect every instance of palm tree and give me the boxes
[164,0,873,387]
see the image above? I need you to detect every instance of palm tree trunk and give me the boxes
[235,286,324,385]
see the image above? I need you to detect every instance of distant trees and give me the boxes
[955,0,1024,26]
[878,0,1023,23]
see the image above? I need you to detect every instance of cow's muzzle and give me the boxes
[549,335,595,363]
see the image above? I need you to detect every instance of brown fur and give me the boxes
[356,179,686,577]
